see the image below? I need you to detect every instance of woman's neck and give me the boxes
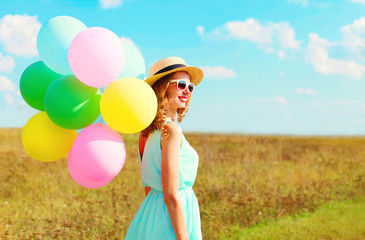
[164,108,176,121]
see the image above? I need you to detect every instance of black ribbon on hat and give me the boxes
[153,64,186,76]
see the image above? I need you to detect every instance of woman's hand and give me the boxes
[161,122,189,240]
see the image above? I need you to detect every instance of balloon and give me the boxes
[100,77,158,133]
[19,61,62,111]
[21,111,77,162]
[68,27,125,88]
[76,113,106,133]
[44,75,101,130]
[68,123,126,188]
[37,16,87,75]
[119,40,145,80]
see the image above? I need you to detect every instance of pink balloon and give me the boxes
[68,27,125,88]
[68,122,126,188]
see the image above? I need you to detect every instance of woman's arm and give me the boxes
[161,122,189,240]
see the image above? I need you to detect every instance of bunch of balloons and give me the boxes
[20,16,158,188]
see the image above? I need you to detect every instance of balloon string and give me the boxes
[100,87,104,123]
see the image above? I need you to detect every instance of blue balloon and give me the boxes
[37,16,87,75]
[119,40,146,80]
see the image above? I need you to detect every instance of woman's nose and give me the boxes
[184,87,191,94]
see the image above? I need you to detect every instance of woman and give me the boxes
[124,57,204,240]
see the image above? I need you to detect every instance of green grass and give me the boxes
[223,196,365,240]
[0,128,365,239]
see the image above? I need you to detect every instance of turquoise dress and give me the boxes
[124,119,202,240]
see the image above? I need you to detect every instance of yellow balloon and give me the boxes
[100,77,158,133]
[21,111,77,162]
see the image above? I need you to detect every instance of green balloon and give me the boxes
[19,61,62,110]
[44,75,101,130]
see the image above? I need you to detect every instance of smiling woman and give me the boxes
[124,57,204,240]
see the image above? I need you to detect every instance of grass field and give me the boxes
[224,196,365,240]
[0,128,364,239]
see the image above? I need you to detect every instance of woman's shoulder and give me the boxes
[163,121,182,135]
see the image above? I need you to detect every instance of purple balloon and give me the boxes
[68,122,126,188]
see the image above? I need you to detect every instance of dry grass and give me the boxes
[0,128,364,239]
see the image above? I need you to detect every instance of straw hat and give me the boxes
[144,57,204,87]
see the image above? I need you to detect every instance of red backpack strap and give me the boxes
[139,132,150,161]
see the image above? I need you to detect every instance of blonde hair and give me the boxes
[141,72,192,138]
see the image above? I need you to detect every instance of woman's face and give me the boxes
[166,71,192,110]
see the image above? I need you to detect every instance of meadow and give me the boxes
[0,128,364,239]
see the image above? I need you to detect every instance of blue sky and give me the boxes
[1,0,365,136]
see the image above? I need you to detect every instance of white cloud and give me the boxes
[0,14,41,57]
[273,96,287,104]
[349,0,365,4]
[15,89,21,97]
[197,26,204,36]
[120,37,137,48]
[295,88,318,95]
[228,19,300,49]
[287,0,332,8]
[277,49,286,59]
[274,50,285,59]
[0,76,16,91]
[330,100,353,105]
[288,0,309,7]
[341,17,365,53]
[0,52,15,73]
[99,0,122,9]
[199,65,236,79]
[306,33,365,79]
[307,99,360,107]
[283,116,294,122]
[288,0,333,8]
[0,76,25,106]
[275,22,300,49]
[206,19,300,49]
[225,19,274,44]
[264,47,286,59]
[3,92,14,105]
[200,18,300,59]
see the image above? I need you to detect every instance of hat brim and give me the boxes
[144,66,204,87]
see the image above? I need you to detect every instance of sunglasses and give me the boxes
[169,79,195,93]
